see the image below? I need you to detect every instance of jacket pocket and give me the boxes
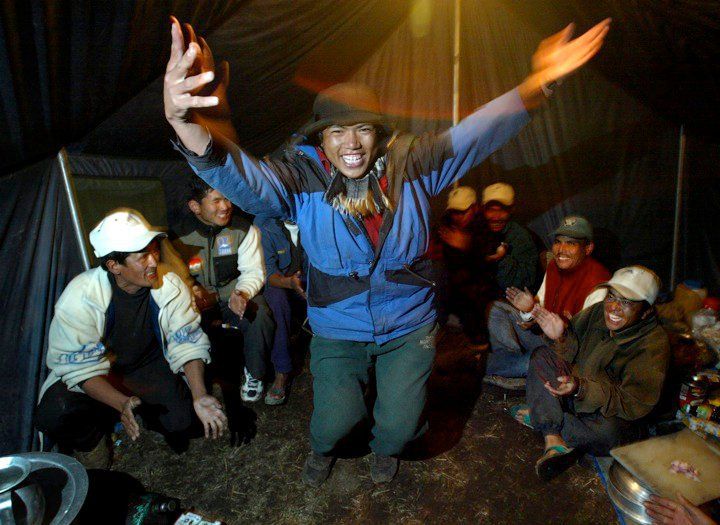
[308,265,370,307]
[385,258,436,287]
[213,255,240,287]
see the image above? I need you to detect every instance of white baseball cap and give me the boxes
[599,265,661,305]
[89,209,166,257]
[482,182,514,207]
[447,186,477,211]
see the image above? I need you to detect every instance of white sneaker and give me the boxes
[241,367,264,402]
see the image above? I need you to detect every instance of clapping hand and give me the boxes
[506,287,535,313]
[531,304,566,341]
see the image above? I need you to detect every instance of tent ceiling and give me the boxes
[1,0,718,174]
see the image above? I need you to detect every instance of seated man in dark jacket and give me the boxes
[431,186,497,347]
[516,265,670,480]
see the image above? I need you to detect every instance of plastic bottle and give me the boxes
[691,307,717,338]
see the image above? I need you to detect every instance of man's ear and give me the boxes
[105,259,122,276]
[188,199,201,215]
[585,241,595,256]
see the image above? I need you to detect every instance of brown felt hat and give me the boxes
[301,82,389,139]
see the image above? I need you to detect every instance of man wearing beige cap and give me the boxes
[35,209,227,467]
[434,186,496,346]
[481,182,538,293]
[513,265,670,480]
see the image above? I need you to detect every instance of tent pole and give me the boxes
[670,125,686,290]
[57,148,91,271]
[452,0,461,127]
[451,0,461,188]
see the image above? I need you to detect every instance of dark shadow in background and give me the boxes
[74,470,145,524]
[205,329,258,447]
[403,329,508,460]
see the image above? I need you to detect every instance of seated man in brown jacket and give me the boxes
[514,265,670,480]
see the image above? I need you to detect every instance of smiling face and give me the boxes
[483,203,511,233]
[320,123,380,179]
[189,189,233,227]
[107,239,160,293]
[552,235,594,271]
[603,289,645,331]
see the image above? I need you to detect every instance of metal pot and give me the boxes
[0,456,45,525]
[607,460,655,525]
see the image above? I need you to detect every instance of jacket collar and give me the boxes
[193,219,224,239]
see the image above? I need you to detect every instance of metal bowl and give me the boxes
[0,457,31,493]
[12,483,46,525]
[0,453,88,525]
[608,460,656,525]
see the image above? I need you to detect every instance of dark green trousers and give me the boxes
[309,323,437,456]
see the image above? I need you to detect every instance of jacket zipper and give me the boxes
[402,263,436,287]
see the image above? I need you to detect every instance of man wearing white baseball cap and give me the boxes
[36,209,227,468]
[511,265,670,480]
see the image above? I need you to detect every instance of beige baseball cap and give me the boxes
[482,182,514,207]
[447,186,477,211]
[599,265,661,305]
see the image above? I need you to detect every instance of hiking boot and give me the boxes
[241,367,264,402]
[370,453,398,484]
[75,434,113,470]
[482,374,526,391]
[301,451,335,487]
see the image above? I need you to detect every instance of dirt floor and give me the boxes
[113,328,617,524]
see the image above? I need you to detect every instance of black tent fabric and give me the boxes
[0,158,83,454]
[0,0,247,174]
[1,1,718,454]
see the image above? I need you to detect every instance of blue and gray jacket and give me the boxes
[175,89,530,343]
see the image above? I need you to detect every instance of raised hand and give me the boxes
[164,17,219,125]
[532,304,566,341]
[506,286,535,313]
[519,18,611,108]
[164,16,237,153]
[193,394,228,439]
